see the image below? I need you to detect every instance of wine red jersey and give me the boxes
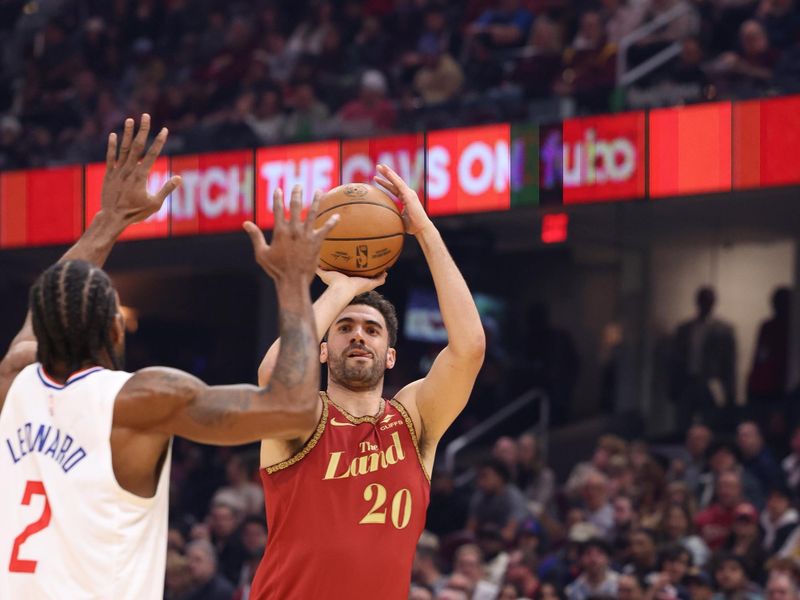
[250,393,430,600]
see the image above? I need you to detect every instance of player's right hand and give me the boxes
[243,186,339,283]
[101,113,182,224]
[315,268,387,296]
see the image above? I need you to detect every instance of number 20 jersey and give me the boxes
[0,363,171,600]
[250,394,430,600]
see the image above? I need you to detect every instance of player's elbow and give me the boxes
[455,329,486,362]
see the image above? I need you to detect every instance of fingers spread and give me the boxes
[155,175,182,203]
[373,175,399,197]
[272,188,285,225]
[289,184,302,224]
[117,118,135,166]
[123,114,151,173]
[314,213,340,238]
[243,221,269,254]
[141,127,168,171]
[105,133,117,171]
[305,190,322,230]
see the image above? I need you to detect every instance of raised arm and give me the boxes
[114,186,340,445]
[377,164,485,450]
[257,269,386,386]
[0,115,181,411]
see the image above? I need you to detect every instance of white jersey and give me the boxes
[0,363,171,599]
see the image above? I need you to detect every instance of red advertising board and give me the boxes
[426,124,511,216]
[341,134,425,195]
[255,141,341,230]
[562,112,646,204]
[170,150,254,236]
[733,95,800,189]
[1,166,83,248]
[649,102,732,198]
[85,158,170,240]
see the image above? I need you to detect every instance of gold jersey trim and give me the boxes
[389,399,431,482]
[264,395,329,475]
[322,391,386,425]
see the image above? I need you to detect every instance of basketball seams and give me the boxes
[323,233,405,242]
[314,200,402,221]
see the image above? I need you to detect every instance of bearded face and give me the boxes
[322,305,395,392]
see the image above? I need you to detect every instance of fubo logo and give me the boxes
[563,128,636,186]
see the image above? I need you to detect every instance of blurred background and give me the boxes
[3,0,800,599]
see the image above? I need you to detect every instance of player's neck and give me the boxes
[326,380,385,418]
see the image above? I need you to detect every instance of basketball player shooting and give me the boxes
[0,115,338,599]
[250,164,486,599]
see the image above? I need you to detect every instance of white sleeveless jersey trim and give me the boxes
[0,363,171,600]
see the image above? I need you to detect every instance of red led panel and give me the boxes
[562,112,646,204]
[426,124,511,216]
[170,150,254,236]
[341,134,425,195]
[85,158,170,241]
[649,102,732,198]
[1,166,83,248]
[255,141,341,230]
[541,213,569,244]
[734,95,800,189]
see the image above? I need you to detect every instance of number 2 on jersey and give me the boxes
[359,483,412,529]
[8,480,51,573]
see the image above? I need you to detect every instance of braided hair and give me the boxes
[29,260,121,376]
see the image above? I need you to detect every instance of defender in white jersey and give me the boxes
[0,115,337,599]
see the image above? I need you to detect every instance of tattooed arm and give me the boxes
[114,184,339,445]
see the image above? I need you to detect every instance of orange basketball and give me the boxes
[313,183,405,277]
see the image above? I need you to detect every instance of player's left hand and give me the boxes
[374,163,433,236]
[101,113,182,224]
[316,268,387,295]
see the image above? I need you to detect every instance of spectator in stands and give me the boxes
[467,459,530,542]
[493,436,520,481]
[206,499,248,586]
[678,423,714,499]
[724,502,768,583]
[696,469,747,550]
[535,582,566,599]
[669,287,737,432]
[504,549,541,597]
[409,584,434,600]
[467,0,535,51]
[427,471,471,537]
[337,70,396,137]
[285,0,335,58]
[566,435,627,498]
[283,82,330,141]
[698,440,764,510]
[185,540,235,600]
[517,433,556,514]
[476,524,511,586]
[709,20,782,92]
[660,545,693,593]
[782,425,800,491]
[762,486,799,557]
[565,538,620,600]
[618,574,646,600]
[712,553,764,600]
[602,0,647,44]
[623,528,661,585]
[611,495,638,561]
[580,469,615,537]
[412,542,447,595]
[413,36,465,106]
[245,88,286,145]
[661,503,712,568]
[452,544,500,600]
[212,454,263,517]
[554,10,618,111]
[234,516,267,598]
[686,568,715,600]
[738,421,783,495]
[349,15,393,70]
[756,0,800,50]
[748,288,791,438]
[765,571,800,599]
[513,16,564,99]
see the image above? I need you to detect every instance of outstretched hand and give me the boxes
[243,186,340,283]
[374,163,433,236]
[101,114,182,224]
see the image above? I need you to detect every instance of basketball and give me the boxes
[314,183,405,277]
